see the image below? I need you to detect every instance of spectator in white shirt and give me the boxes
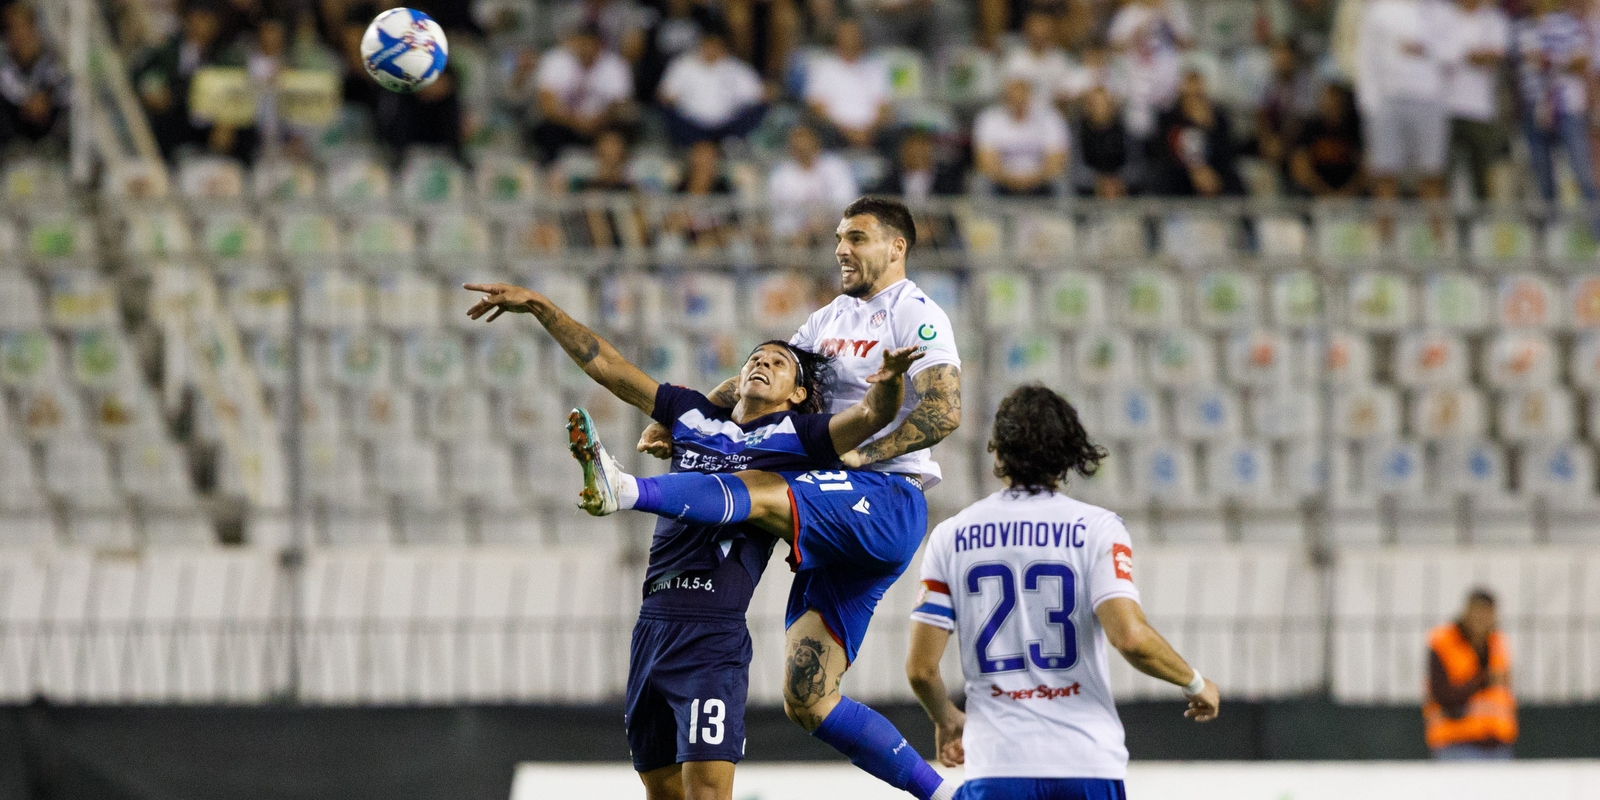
[658,24,767,147]
[1003,10,1077,108]
[1355,0,1451,204]
[1444,0,1510,201]
[1515,0,1598,205]
[974,75,1071,196]
[768,124,860,243]
[803,19,892,149]
[1107,0,1193,141]
[530,24,636,162]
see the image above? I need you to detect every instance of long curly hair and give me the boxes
[750,340,834,415]
[988,384,1107,495]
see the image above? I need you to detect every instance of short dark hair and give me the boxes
[1467,587,1497,607]
[749,341,834,415]
[841,196,916,250]
[988,384,1107,495]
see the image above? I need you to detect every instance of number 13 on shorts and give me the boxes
[687,697,725,744]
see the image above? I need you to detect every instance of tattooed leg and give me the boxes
[782,611,847,730]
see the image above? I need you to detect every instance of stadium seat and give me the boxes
[44,435,136,549]
[1389,218,1457,262]
[177,156,246,205]
[1438,441,1534,544]
[425,387,490,441]
[601,273,665,334]
[1542,217,1599,267]
[347,213,418,272]
[1117,269,1180,330]
[983,271,1034,331]
[326,331,394,390]
[251,158,319,205]
[1395,330,1470,387]
[1250,389,1319,440]
[1568,275,1600,331]
[325,153,393,208]
[1313,215,1381,264]
[122,208,195,259]
[1147,329,1215,386]
[118,437,213,547]
[1346,272,1413,331]
[667,273,737,334]
[472,154,541,208]
[422,212,494,271]
[1085,213,1148,260]
[1421,272,1490,330]
[100,158,170,203]
[222,268,291,334]
[1498,388,1576,442]
[349,386,416,443]
[0,437,54,547]
[1268,270,1323,329]
[1013,213,1076,266]
[995,330,1062,388]
[1194,271,1260,330]
[1132,442,1225,543]
[935,45,1000,107]
[46,272,118,331]
[1484,332,1558,389]
[1175,386,1240,441]
[373,269,444,330]
[1410,387,1486,440]
[25,213,98,268]
[3,157,70,206]
[492,385,563,445]
[1254,215,1309,262]
[472,332,542,390]
[275,212,342,270]
[0,272,45,329]
[1161,215,1234,267]
[1312,331,1372,387]
[1332,387,1400,440]
[746,271,820,336]
[1468,217,1536,266]
[1223,329,1289,387]
[1071,330,1136,387]
[400,331,466,390]
[1100,384,1163,440]
[16,381,86,441]
[1042,270,1105,330]
[399,153,468,209]
[197,211,268,266]
[1495,273,1560,330]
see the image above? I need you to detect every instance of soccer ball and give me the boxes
[360,8,449,93]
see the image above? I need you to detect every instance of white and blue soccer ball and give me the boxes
[360,8,449,93]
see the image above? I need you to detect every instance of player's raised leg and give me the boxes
[784,610,953,800]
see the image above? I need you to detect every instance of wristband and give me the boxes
[1182,669,1205,697]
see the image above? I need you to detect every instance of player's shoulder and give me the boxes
[1057,493,1132,541]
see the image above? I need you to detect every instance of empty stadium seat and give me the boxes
[122,208,194,259]
[1346,272,1413,331]
[44,435,135,549]
[0,273,45,330]
[1224,329,1290,387]
[1042,270,1105,330]
[1118,269,1180,330]
[1175,386,1240,441]
[1422,272,1489,330]
[1496,273,1560,330]
[0,437,54,546]
[1485,332,1558,388]
[1194,271,1259,330]
[983,271,1034,330]
[46,272,118,331]
[1410,388,1486,440]
[1147,329,1215,386]
[1268,270,1323,328]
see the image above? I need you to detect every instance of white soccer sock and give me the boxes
[929,780,959,800]
[617,473,640,510]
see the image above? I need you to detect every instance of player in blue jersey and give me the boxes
[624,197,965,800]
[464,281,922,800]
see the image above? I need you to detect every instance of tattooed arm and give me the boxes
[841,364,962,468]
[705,376,740,408]
[464,283,659,414]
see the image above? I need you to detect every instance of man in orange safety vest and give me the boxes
[1423,588,1517,760]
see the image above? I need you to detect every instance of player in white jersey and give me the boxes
[628,197,965,799]
[906,385,1221,800]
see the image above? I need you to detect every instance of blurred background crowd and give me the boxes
[6,0,1600,215]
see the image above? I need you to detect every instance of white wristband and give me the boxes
[1182,669,1205,697]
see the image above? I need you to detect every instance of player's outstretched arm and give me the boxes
[464,283,659,414]
[826,346,924,455]
[1095,597,1221,722]
[842,364,962,468]
[906,621,965,767]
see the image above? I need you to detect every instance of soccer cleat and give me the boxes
[567,408,622,516]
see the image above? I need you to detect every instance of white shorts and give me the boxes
[1364,98,1449,176]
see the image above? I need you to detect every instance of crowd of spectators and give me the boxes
[20,0,1600,221]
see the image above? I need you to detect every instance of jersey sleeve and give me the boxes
[789,304,828,351]
[909,524,956,630]
[892,291,961,379]
[794,412,842,463]
[650,383,711,427]
[1087,511,1141,609]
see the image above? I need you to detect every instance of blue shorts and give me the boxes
[779,469,928,663]
[955,778,1127,800]
[625,614,750,772]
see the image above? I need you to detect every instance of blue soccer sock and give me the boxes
[628,472,753,526]
[811,696,946,800]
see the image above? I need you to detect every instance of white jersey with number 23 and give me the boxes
[911,489,1140,781]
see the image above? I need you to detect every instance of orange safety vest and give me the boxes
[1423,623,1517,749]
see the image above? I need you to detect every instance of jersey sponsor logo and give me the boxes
[917,324,937,340]
[677,450,754,473]
[953,519,1088,551]
[989,682,1082,701]
[870,310,886,327]
[1113,543,1134,581]
[818,338,880,358]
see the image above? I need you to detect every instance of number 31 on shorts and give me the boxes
[687,698,725,744]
